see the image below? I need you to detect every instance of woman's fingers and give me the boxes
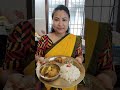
[75,56,83,64]
[35,54,39,62]
[35,55,46,65]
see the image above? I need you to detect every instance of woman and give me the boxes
[35,5,84,90]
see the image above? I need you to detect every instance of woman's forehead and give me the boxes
[53,10,69,18]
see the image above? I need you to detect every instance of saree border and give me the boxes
[71,36,82,58]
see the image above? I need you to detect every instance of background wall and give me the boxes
[35,0,46,35]
[0,0,27,24]
[85,0,119,31]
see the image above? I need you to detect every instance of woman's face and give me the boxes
[52,10,69,34]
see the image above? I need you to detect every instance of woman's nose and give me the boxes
[58,20,63,26]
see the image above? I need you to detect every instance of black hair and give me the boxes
[51,5,70,33]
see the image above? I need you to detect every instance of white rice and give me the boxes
[60,64,80,83]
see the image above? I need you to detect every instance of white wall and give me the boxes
[35,0,46,35]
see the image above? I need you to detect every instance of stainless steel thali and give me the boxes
[36,56,85,88]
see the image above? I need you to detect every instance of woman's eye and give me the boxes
[54,19,59,21]
[63,19,67,21]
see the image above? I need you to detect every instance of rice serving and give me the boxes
[60,64,80,83]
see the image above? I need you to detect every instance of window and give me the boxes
[85,0,119,31]
[47,0,85,37]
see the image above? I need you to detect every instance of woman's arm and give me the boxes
[35,35,46,64]
[75,43,84,64]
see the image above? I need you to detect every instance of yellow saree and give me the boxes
[45,34,76,57]
[44,34,78,90]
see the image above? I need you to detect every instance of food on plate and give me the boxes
[49,60,56,64]
[60,63,80,83]
[54,57,69,63]
[48,68,58,77]
[55,57,63,63]
[40,64,60,78]
[49,57,65,64]
[48,57,73,65]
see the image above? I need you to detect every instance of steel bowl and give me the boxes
[39,63,60,81]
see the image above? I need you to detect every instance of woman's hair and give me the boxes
[51,5,70,33]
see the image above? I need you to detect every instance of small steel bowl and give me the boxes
[39,63,60,81]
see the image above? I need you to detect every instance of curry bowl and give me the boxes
[39,63,60,81]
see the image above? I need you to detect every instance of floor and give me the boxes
[114,88,120,90]
[114,65,120,90]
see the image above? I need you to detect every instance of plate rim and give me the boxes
[36,56,85,88]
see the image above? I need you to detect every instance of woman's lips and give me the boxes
[57,28,64,29]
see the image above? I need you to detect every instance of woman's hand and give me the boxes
[35,54,46,64]
[75,55,84,64]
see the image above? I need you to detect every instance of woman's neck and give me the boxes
[48,32,68,44]
[54,32,67,38]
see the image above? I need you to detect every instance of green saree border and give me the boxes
[71,36,82,58]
